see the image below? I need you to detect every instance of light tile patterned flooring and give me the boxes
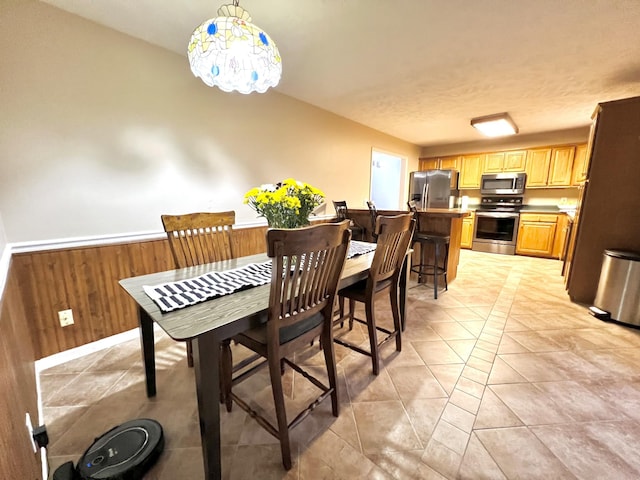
[41,250,640,479]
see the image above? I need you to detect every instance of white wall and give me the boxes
[0,1,421,244]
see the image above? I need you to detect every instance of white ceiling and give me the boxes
[39,0,640,147]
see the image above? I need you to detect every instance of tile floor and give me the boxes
[41,250,640,479]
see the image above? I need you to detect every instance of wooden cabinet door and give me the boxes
[484,153,505,173]
[525,148,552,187]
[459,154,484,189]
[571,144,588,185]
[516,220,557,256]
[419,157,439,171]
[548,146,576,186]
[503,150,527,172]
[439,156,460,171]
[460,216,474,248]
[552,214,569,259]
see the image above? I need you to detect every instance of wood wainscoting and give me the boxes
[0,259,41,479]
[12,225,271,359]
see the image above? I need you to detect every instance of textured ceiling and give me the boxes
[39,0,640,147]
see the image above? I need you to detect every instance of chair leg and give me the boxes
[348,299,356,330]
[434,243,439,300]
[443,243,449,292]
[220,340,233,412]
[321,325,340,416]
[186,339,194,367]
[364,300,380,375]
[268,354,292,470]
[389,284,402,353]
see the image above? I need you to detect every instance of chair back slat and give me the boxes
[267,222,351,335]
[161,211,235,268]
[369,213,415,284]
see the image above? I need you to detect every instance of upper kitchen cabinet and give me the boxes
[571,144,589,185]
[525,146,575,188]
[419,157,439,170]
[484,150,527,173]
[459,154,484,188]
[419,156,461,171]
[525,148,553,187]
[547,146,576,186]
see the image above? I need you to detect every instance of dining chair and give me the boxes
[161,211,236,367]
[332,200,364,240]
[334,213,414,375]
[366,200,379,242]
[222,221,351,470]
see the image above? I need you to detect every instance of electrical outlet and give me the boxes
[58,309,74,327]
[25,413,37,453]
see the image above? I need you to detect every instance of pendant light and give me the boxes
[187,1,282,94]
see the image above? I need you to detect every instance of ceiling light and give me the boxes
[470,113,519,137]
[187,1,282,94]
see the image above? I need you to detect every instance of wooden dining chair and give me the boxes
[366,200,379,242]
[332,200,364,240]
[222,221,351,470]
[161,211,236,367]
[334,213,414,375]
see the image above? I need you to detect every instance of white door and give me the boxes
[370,149,404,210]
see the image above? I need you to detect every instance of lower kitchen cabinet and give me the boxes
[460,211,475,248]
[516,213,559,257]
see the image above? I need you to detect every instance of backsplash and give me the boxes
[459,187,579,208]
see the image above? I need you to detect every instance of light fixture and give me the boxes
[187,1,282,94]
[470,112,519,137]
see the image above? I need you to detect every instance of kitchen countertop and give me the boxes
[413,208,471,218]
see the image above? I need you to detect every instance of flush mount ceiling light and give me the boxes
[187,1,282,94]
[471,112,519,137]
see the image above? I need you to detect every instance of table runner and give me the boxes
[144,241,376,313]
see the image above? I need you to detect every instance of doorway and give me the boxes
[370,149,405,210]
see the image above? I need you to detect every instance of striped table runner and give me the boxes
[144,241,376,313]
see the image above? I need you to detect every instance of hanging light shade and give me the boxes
[187,1,282,94]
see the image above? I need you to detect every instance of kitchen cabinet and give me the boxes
[552,214,570,259]
[525,148,553,187]
[525,146,576,188]
[460,211,475,248]
[419,156,460,171]
[516,213,558,257]
[547,146,576,186]
[571,144,588,185]
[484,150,527,173]
[459,154,484,189]
[566,96,640,304]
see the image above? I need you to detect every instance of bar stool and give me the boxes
[408,202,450,299]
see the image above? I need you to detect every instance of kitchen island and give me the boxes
[348,208,470,282]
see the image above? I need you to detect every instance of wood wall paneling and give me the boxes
[13,225,270,359]
[0,260,41,479]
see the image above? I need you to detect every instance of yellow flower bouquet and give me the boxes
[244,178,325,228]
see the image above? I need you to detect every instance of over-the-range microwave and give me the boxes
[480,172,526,195]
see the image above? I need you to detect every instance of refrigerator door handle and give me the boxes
[422,183,428,210]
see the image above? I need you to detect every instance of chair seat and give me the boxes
[238,312,324,346]
[339,277,393,303]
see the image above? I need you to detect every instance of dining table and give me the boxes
[119,242,408,480]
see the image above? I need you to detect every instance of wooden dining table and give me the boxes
[119,245,408,480]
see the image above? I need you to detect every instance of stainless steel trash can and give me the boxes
[590,249,640,327]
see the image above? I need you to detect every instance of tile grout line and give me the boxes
[421,260,525,478]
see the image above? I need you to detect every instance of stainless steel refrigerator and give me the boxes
[409,170,459,209]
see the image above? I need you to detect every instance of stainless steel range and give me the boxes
[472,196,523,255]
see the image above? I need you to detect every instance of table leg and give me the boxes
[400,254,409,331]
[139,306,156,397]
[192,331,222,480]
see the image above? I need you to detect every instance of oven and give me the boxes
[472,196,523,255]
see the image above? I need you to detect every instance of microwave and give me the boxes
[480,172,526,195]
